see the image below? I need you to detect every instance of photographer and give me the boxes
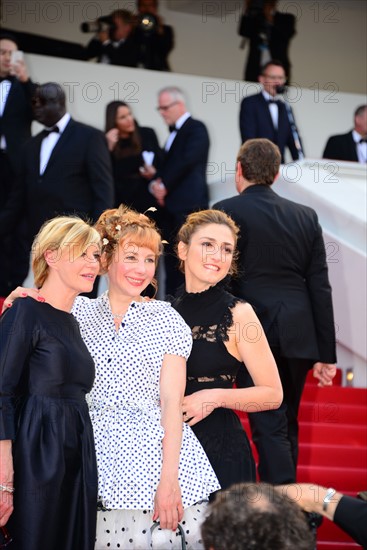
[238,0,296,82]
[133,0,174,71]
[84,9,138,67]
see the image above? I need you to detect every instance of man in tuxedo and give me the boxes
[239,60,302,163]
[323,104,367,163]
[214,139,336,484]
[0,33,36,296]
[151,86,209,295]
[0,82,114,294]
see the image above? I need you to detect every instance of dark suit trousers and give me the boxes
[237,348,312,484]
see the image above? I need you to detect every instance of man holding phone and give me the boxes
[0,32,36,297]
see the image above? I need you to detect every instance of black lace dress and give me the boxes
[173,284,256,492]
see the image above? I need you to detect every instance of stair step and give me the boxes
[299,401,367,425]
[297,465,367,491]
[317,543,361,549]
[302,385,367,406]
[300,421,367,446]
[299,442,367,469]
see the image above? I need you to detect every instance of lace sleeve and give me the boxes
[216,296,246,342]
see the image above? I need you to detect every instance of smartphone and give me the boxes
[10,50,24,64]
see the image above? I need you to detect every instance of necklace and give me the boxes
[112,312,126,319]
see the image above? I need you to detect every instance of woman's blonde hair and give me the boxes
[95,204,163,296]
[176,209,240,275]
[32,216,101,288]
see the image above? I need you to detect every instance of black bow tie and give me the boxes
[41,126,60,139]
[268,99,279,105]
[168,124,176,133]
[359,138,367,143]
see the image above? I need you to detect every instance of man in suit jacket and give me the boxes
[0,32,36,296]
[151,86,209,295]
[0,82,114,294]
[239,60,302,163]
[323,104,367,163]
[238,0,296,82]
[214,139,336,484]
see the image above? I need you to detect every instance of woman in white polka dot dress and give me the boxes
[71,205,221,549]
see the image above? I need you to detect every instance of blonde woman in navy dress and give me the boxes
[0,216,101,550]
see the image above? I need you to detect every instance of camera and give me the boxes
[80,15,115,34]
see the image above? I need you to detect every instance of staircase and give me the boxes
[238,370,367,549]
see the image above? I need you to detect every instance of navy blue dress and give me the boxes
[173,284,256,493]
[0,298,97,550]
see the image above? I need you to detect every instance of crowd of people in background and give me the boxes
[0,2,366,547]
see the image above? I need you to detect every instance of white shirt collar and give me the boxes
[352,129,364,144]
[175,112,191,130]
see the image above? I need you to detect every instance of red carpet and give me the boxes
[238,370,367,549]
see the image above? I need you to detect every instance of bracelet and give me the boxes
[0,484,14,493]
[322,487,336,511]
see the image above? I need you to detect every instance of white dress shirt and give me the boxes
[352,130,367,163]
[0,79,12,149]
[164,111,191,151]
[262,90,279,130]
[39,112,71,174]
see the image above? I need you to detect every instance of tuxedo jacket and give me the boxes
[239,11,296,82]
[0,118,114,239]
[158,117,209,217]
[239,92,299,162]
[322,130,359,162]
[0,78,36,171]
[214,185,336,363]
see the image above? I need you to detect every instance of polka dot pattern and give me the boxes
[72,293,220,510]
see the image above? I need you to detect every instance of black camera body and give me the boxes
[80,15,116,35]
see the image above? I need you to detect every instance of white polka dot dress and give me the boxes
[72,293,220,549]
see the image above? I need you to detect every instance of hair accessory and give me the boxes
[102,238,109,246]
[144,207,157,214]
[115,225,121,231]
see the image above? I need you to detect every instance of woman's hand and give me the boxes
[1,287,44,314]
[182,389,218,427]
[0,441,14,527]
[139,164,157,180]
[105,128,119,151]
[153,478,183,531]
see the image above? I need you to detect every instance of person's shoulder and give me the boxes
[241,92,262,106]
[70,119,105,137]
[145,299,190,323]
[325,131,352,142]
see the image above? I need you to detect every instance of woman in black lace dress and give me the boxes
[173,209,283,492]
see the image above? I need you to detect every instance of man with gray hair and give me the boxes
[152,86,210,295]
[323,104,367,163]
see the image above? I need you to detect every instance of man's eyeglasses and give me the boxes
[262,74,286,82]
[0,527,12,548]
[156,101,178,112]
